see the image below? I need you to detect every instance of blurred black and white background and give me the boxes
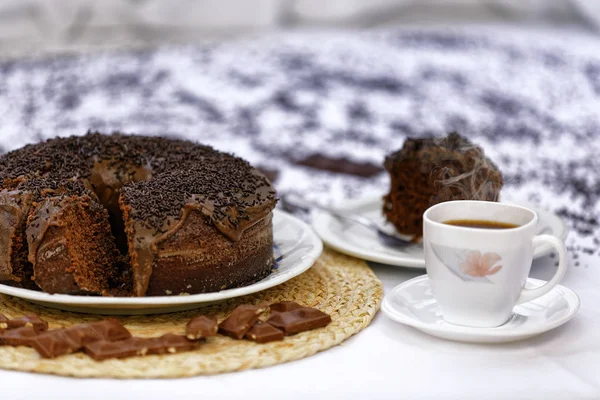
[0,0,598,56]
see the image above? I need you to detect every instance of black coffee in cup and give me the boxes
[443,219,519,230]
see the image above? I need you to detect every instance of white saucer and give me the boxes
[312,195,568,268]
[0,210,322,315]
[382,275,580,343]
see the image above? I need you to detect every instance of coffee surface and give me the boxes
[443,219,519,229]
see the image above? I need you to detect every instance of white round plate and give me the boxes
[311,195,568,268]
[0,210,322,315]
[382,275,580,343]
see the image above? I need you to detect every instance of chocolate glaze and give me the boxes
[89,158,152,253]
[0,133,277,296]
[121,164,276,297]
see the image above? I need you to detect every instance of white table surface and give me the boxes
[2,252,598,400]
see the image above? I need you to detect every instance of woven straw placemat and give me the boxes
[0,248,382,378]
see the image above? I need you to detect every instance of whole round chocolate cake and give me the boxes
[0,133,277,297]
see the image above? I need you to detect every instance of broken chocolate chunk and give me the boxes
[267,307,331,335]
[186,315,218,340]
[293,154,383,178]
[143,334,198,356]
[245,321,284,343]
[0,326,38,346]
[32,330,81,358]
[218,304,267,339]
[3,315,49,333]
[83,338,140,361]
[86,318,132,342]
[83,334,198,361]
[31,319,131,359]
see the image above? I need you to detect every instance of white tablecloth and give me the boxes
[1,25,599,399]
[2,254,599,400]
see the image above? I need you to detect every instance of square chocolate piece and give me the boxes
[245,321,284,343]
[31,319,131,359]
[142,334,198,356]
[0,326,38,346]
[186,315,218,340]
[31,330,81,358]
[84,338,142,361]
[219,304,267,340]
[84,335,198,361]
[87,319,132,342]
[8,315,49,333]
[267,307,331,335]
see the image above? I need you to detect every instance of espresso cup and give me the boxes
[423,201,567,328]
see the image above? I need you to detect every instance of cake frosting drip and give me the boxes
[121,164,277,296]
[89,158,153,253]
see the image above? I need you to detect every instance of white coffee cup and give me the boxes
[423,201,568,328]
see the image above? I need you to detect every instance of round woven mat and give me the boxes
[0,248,382,378]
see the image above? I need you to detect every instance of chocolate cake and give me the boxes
[383,132,503,237]
[0,132,277,296]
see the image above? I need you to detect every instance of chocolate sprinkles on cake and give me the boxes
[0,132,278,297]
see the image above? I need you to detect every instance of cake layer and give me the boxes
[146,211,273,296]
[27,195,121,295]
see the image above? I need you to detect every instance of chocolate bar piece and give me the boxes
[0,315,48,333]
[267,307,331,335]
[141,334,198,356]
[293,154,384,178]
[9,316,48,333]
[84,338,142,361]
[269,301,304,313]
[84,334,198,361]
[219,304,267,340]
[0,326,38,346]
[32,330,81,358]
[86,319,132,342]
[186,315,218,340]
[31,319,131,359]
[245,321,284,343]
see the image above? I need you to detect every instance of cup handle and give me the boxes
[516,235,568,304]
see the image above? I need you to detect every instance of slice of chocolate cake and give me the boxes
[0,188,35,288]
[26,189,121,295]
[0,179,101,290]
[383,132,503,238]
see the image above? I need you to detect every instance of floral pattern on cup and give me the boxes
[460,251,502,277]
[430,243,503,283]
